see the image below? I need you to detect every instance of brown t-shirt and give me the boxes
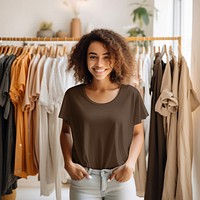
[59,84,148,169]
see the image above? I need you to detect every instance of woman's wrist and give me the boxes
[124,161,135,173]
[65,160,74,169]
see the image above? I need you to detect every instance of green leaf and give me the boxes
[142,13,149,25]
[132,7,149,25]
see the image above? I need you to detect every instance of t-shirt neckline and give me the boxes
[82,84,123,105]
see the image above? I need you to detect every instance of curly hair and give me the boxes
[68,29,134,84]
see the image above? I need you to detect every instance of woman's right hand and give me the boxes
[65,161,90,180]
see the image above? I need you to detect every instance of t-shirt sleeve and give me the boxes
[59,89,71,123]
[133,88,149,125]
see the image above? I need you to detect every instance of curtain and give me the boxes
[191,0,200,199]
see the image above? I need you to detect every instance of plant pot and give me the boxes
[37,30,54,37]
[70,18,82,38]
[56,30,68,38]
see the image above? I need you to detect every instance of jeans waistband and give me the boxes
[86,168,114,176]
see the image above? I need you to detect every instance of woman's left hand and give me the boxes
[109,163,135,182]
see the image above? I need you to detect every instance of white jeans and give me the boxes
[69,168,136,200]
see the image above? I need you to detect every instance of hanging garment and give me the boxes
[160,53,179,200]
[0,55,18,198]
[37,57,55,196]
[22,53,41,171]
[31,54,47,170]
[176,56,200,200]
[142,50,152,156]
[128,46,147,197]
[145,52,166,200]
[9,52,38,178]
[155,52,179,200]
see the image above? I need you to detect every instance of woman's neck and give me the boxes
[87,79,119,91]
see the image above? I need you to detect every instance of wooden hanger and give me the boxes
[63,45,68,56]
[178,44,182,63]
[153,46,156,55]
[142,46,146,54]
[16,45,29,59]
[55,45,59,58]
[49,45,56,58]
[15,46,23,57]
[0,45,4,54]
[56,45,65,57]
[10,46,17,54]
[36,45,41,55]
[161,44,169,63]
[6,45,14,55]
[28,45,36,55]
[168,45,174,57]
[2,45,10,54]
[147,45,151,54]
[42,46,48,56]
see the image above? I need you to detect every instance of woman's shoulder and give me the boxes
[64,84,84,96]
[121,84,142,100]
[66,83,84,92]
[121,84,139,94]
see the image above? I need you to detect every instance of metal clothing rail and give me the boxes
[0,36,181,46]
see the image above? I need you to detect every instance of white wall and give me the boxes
[181,0,193,66]
[152,0,175,50]
[153,0,174,37]
[0,0,154,38]
[153,0,192,65]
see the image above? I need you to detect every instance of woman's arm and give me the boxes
[125,122,144,170]
[109,122,144,182]
[60,120,89,180]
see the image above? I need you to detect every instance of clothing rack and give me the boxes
[0,36,182,47]
[126,36,181,47]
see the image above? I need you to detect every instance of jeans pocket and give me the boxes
[71,177,86,182]
[113,177,133,184]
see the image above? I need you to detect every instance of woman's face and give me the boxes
[87,41,114,81]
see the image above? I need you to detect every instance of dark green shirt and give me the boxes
[59,84,148,169]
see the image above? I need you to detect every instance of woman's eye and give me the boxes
[89,56,97,60]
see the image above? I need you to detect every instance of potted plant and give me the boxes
[127,0,158,37]
[37,22,54,37]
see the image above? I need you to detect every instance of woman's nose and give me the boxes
[96,58,104,66]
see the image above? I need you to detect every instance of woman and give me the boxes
[59,29,148,200]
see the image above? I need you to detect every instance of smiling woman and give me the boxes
[59,28,148,200]
[87,41,113,82]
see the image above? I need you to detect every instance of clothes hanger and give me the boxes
[168,45,175,58]
[28,45,36,55]
[49,45,56,58]
[135,40,139,54]
[0,45,3,54]
[178,44,182,63]
[147,45,151,55]
[15,44,29,60]
[142,46,146,54]
[55,45,59,58]
[15,46,23,57]
[2,45,10,54]
[153,46,157,55]
[6,45,14,55]
[161,44,169,63]
[63,45,68,56]
[42,46,48,56]
[11,46,17,54]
